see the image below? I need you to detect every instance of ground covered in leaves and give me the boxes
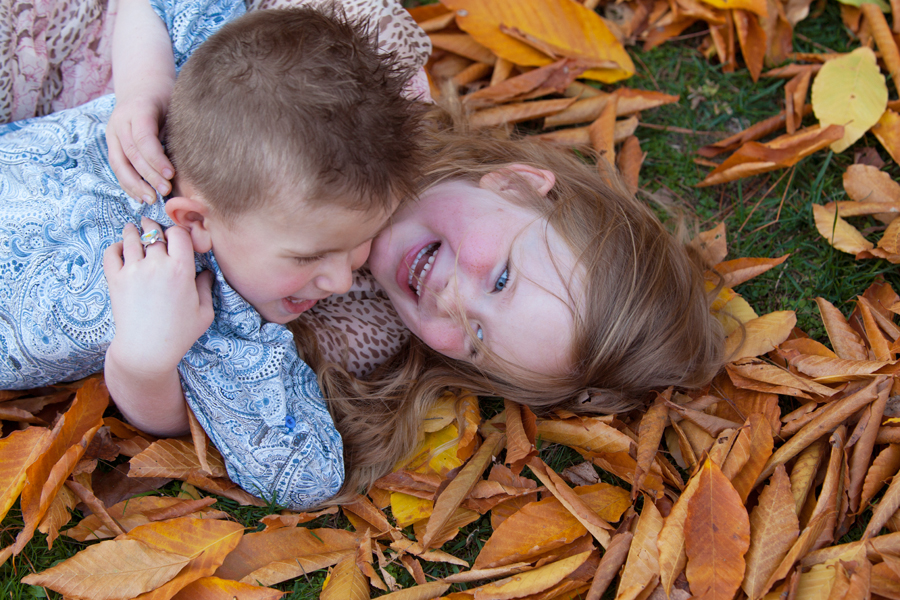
[6,0,900,598]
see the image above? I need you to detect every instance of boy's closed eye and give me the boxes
[293,255,324,265]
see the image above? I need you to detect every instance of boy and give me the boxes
[0,1,422,509]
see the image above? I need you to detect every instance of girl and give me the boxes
[296,113,724,501]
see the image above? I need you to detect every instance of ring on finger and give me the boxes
[140,229,166,248]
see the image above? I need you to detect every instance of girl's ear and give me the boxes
[480,163,556,197]
[165,195,214,253]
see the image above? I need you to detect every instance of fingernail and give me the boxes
[163,168,174,179]
[141,194,153,204]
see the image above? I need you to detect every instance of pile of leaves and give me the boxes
[4,224,900,598]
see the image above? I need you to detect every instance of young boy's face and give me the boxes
[206,194,395,324]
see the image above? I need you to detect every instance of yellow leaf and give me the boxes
[811,47,888,152]
[724,311,796,360]
[698,0,769,17]
[742,465,800,599]
[469,550,591,599]
[872,108,900,163]
[21,539,191,599]
[391,492,435,528]
[320,555,370,600]
[441,0,635,83]
[172,577,284,600]
[812,203,874,254]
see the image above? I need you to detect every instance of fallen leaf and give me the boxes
[811,47,888,152]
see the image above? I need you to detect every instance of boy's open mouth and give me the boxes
[408,242,439,296]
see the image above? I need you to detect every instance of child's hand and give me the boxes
[107,96,175,204]
[103,218,214,377]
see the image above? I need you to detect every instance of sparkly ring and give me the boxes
[140,229,166,248]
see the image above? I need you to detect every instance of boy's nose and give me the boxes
[316,254,355,294]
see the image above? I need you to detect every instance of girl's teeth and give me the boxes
[415,253,436,296]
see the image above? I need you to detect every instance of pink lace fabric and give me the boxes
[0,0,118,123]
[0,0,430,124]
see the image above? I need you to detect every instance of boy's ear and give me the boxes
[165,195,214,254]
[479,163,556,197]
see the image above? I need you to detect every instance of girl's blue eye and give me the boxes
[476,326,484,341]
[494,266,509,292]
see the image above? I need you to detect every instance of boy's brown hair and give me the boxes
[166,5,423,220]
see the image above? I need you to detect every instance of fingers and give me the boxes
[103,241,125,279]
[121,222,147,264]
[106,113,174,204]
[108,128,158,204]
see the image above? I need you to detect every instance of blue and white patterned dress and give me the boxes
[0,0,344,510]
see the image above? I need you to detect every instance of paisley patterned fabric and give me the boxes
[0,0,344,510]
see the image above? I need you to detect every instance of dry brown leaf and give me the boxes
[617,135,644,194]
[504,400,536,471]
[468,550,591,599]
[589,94,618,163]
[463,59,586,108]
[320,554,370,600]
[760,510,829,595]
[129,438,227,479]
[816,297,870,360]
[872,108,900,164]
[724,310,797,360]
[442,0,635,82]
[21,538,191,599]
[862,444,900,510]
[697,125,844,186]
[0,427,51,522]
[215,527,358,585]
[375,582,451,599]
[756,377,886,486]
[848,386,889,514]
[14,378,108,553]
[526,456,613,547]
[843,163,900,224]
[790,439,827,515]
[470,97,578,128]
[421,432,504,549]
[430,33,495,64]
[473,482,629,569]
[38,482,79,547]
[657,465,702,596]
[743,465,800,599]
[714,255,790,288]
[584,531,632,600]
[66,496,222,541]
[616,497,664,600]
[684,459,750,600]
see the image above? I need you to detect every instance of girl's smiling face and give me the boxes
[368,166,583,376]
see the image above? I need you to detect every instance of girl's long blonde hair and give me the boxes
[291,108,724,504]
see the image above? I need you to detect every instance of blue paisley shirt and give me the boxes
[0,0,344,510]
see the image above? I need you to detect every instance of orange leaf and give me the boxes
[617,135,644,195]
[15,378,107,554]
[430,33,496,64]
[727,413,775,503]
[125,517,245,600]
[442,0,635,82]
[734,9,766,82]
[684,459,750,600]
[699,0,768,17]
[657,464,702,596]
[504,400,536,471]
[474,482,629,569]
[526,457,613,547]
[421,431,505,549]
[691,222,728,266]
[464,58,589,108]
[21,539,191,598]
[843,163,900,224]
[714,255,789,288]
[633,393,669,500]
[724,310,797,360]
[172,577,283,600]
[66,496,223,541]
[815,297,869,360]
[0,427,51,522]
[872,108,900,164]
[742,465,799,599]
[374,582,451,599]
[469,551,591,599]
[697,125,844,187]
[861,443,900,509]
[215,527,359,585]
[588,94,617,163]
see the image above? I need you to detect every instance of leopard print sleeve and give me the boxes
[297,270,410,379]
